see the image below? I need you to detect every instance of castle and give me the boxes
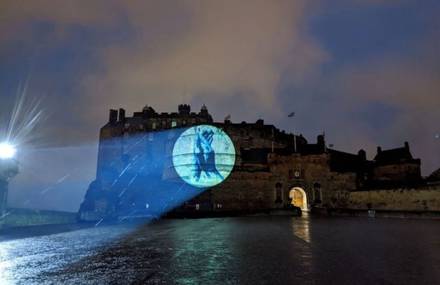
[79,104,436,221]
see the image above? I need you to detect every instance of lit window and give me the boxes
[171,120,177,128]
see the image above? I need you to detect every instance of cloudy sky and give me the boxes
[1,0,439,211]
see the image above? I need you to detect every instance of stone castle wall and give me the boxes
[338,185,440,211]
[267,153,357,207]
[78,105,437,221]
[1,208,76,228]
[185,153,360,213]
[373,163,421,182]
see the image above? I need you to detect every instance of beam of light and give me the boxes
[76,126,236,223]
[5,125,236,258]
[0,127,238,283]
[10,127,236,221]
[9,144,98,211]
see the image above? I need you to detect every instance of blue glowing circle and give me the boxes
[172,125,235,188]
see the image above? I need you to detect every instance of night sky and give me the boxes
[1,0,439,211]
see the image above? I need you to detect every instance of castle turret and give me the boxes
[118,108,126,122]
[200,104,208,115]
[178,104,191,115]
[109,109,118,124]
[317,134,325,152]
[358,149,366,161]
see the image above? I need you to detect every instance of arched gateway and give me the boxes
[289,187,308,211]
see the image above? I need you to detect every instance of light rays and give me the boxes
[1,81,45,152]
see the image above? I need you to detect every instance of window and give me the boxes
[171,120,177,128]
[313,183,322,203]
[152,122,156,130]
[275,183,282,203]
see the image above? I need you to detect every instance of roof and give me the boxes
[328,149,368,173]
[427,168,440,182]
[374,147,416,166]
[299,143,325,155]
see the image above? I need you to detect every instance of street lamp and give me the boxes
[0,141,18,219]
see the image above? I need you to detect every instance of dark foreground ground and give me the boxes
[0,215,439,284]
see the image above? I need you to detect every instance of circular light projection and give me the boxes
[172,125,235,188]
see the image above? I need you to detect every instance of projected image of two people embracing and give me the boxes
[193,127,224,182]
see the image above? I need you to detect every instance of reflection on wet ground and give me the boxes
[0,216,439,284]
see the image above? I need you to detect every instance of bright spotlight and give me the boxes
[0,142,17,159]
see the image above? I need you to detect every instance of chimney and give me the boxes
[404,141,409,150]
[109,109,118,124]
[377,146,382,154]
[119,108,126,122]
[317,135,325,146]
[358,149,366,161]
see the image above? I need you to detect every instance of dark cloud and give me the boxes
[1,0,325,141]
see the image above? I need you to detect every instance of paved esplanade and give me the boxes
[0,216,439,284]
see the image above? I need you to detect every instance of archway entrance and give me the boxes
[289,187,308,211]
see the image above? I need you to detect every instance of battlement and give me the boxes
[178,104,191,115]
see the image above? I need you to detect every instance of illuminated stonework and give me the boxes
[172,125,235,188]
[78,104,426,222]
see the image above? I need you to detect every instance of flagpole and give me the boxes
[271,127,274,153]
[288,112,296,153]
[294,131,297,153]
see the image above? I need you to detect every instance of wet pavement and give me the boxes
[0,216,439,284]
